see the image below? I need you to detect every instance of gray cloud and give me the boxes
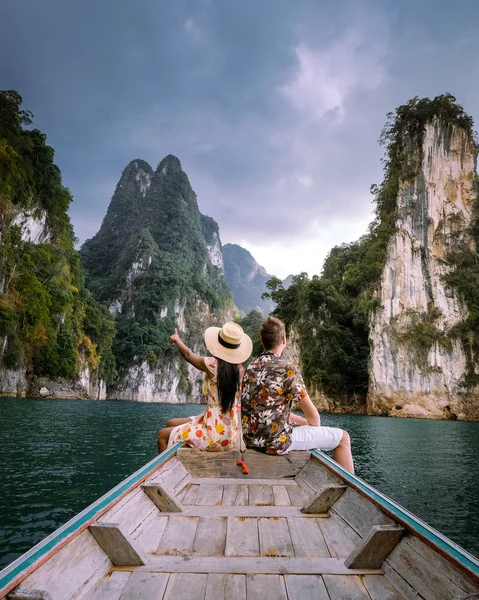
[1,0,479,277]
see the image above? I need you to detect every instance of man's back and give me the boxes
[241,351,307,455]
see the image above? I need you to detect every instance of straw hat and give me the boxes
[204,322,252,364]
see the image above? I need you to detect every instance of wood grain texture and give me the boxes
[284,575,330,600]
[344,524,404,569]
[319,511,361,558]
[156,516,199,556]
[246,574,287,600]
[99,487,157,536]
[323,574,371,600]
[194,483,224,506]
[287,517,330,557]
[205,574,246,599]
[189,478,297,486]
[182,485,200,506]
[301,484,347,514]
[221,485,239,506]
[88,523,145,566]
[132,513,169,555]
[119,572,169,599]
[141,484,183,512]
[331,488,395,538]
[162,506,315,517]
[249,485,274,506]
[295,456,341,494]
[384,534,479,600]
[14,531,111,600]
[286,485,310,507]
[258,518,294,557]
[80,571,131,600]
[192,517,227,556]
[162,573,207,600]
[7,590,52,600]
[225,517,260,557]
[361,574,407,600]
[177,449,309,478]
[149,457,190,494]
[235,485,249,506]
[129,555,383,575]
[273,486,292,506]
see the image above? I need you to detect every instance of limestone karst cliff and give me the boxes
[0,91,115,400]
[80,155,235,402]
[368,115,479,419]
[271,95,479,420]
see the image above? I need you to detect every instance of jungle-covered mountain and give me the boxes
[223,243,276,316]
[0,91,115,398]
[268,94,479,420]
[80,155,234,401]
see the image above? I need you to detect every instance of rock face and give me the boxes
[368,119,479,419]
[81,155,234,403]
[223,243,276,316]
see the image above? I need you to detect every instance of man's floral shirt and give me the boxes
[241,351,307,455]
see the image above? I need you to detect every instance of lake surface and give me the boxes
[0,397,478,570]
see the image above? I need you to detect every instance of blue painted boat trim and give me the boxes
[0,442,184,597]
[310,449,479,580]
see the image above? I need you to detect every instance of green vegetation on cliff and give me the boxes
[80,155,232,374]
[267,94,478,400]
[0,91,116,384]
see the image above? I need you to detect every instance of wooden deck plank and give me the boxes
[14,530,111,600]
[176,485,189,503]
[222,484,239,506]
[99,487,157,536]
[287,517,330,557]
[149,457,191,494]
[295,458,341,494]
[249,485,274,506]
[259,518,294,557]
[182,484,200,506]
[225,517,260,557]
[133,514,169,554]
[195,483,224,506]
[323,574,371,600]
[127,556,383,575]
[205,574,246,599]
[192,517,227,556]
[381,561,425,600]
[89,523,145,566]
[361,574,407,600]
[163,573,207,600]
[331,488,396,538]
[284,575,330,600]
[177,449,310,478]
[319,512,361,558]
[246,574,287,600]
[119,572,170,599]
[190,477,297,486]
[156,516,199,556]
[273,486,292,506]
[235,485,249,506]
[154,506,326,517]
[273,485,291,506]
[384,535,477,600]
[81,571,131,600]
[286,485,309,507]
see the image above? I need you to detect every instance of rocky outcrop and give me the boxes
[368,119,479,419]
[81,155,235,403]
[223,243,276,316]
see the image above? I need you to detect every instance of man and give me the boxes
[241,316,354,473]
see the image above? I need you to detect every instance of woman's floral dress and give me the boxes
[168,357,242,451]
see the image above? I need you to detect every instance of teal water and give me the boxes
[0,397,478,570]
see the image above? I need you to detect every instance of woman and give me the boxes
[157,322,252,453]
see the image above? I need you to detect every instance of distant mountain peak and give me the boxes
[157,154,182,176]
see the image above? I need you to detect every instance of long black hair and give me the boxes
[216,358,241,413]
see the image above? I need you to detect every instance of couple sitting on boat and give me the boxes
[157,316,354,473]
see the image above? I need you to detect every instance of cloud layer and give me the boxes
[1,0,479,278]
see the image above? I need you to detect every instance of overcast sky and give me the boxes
[1,0,479,278]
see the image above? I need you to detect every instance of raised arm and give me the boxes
[169,329,209,373]
[297,394,321,427]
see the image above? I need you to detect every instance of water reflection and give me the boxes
[0,398,478,570]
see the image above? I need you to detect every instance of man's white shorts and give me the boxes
[281,425,343,453]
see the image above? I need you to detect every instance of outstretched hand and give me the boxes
[169,329,181,346]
